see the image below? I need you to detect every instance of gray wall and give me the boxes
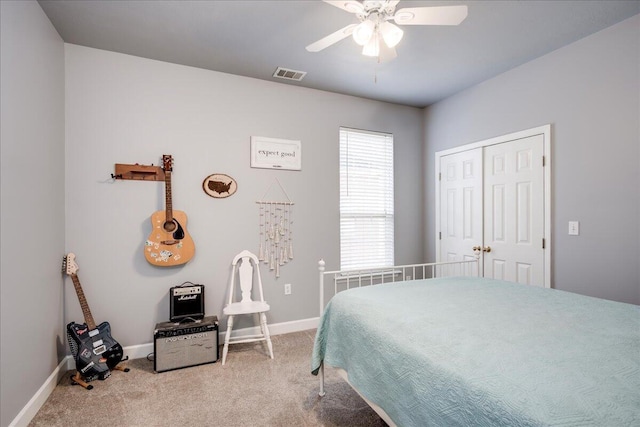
[63,44,424,348]
[3,2,638,425]
[424,15,640,304]
[0,1,65,426]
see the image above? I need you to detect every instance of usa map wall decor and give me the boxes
[203,174,237,198]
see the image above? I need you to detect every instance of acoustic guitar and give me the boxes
[144,155,195,266]
[63,253,127,389]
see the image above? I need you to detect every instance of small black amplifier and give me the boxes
[170,282,205,322]
[154,316,218,373]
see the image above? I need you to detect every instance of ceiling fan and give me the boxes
[306,1,468,60]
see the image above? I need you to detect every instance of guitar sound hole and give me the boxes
[163,221,177,232]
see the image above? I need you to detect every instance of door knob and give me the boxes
[483,246,491,253]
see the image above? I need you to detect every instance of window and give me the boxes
[340,127,394,270]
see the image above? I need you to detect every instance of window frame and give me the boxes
[339,127,394,270]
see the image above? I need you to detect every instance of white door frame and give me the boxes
[434,124,552,287]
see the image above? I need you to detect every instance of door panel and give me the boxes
[492,184,505,242]
[491,259,506,280]
[483,135,544,286]
[439,148,482,277]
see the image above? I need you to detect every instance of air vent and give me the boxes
[273,67,307,82]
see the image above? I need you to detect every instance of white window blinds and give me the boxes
[340,127,394,270]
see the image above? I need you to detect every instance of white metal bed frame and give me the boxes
[316,258,480,425]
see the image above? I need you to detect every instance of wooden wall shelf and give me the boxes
[113,163,165,181]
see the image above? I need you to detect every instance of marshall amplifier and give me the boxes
[154,316,218,373]
[170,282,205,322]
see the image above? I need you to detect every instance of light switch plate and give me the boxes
[568,221,580,236]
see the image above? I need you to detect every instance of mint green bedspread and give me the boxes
[311,277,640,426]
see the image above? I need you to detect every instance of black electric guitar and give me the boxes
[63,253,126,387]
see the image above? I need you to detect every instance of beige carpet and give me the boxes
[28,329,387,427]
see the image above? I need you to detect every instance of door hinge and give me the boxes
[439,232,442,240]
[438,172,441,181]
[542,156,546,167]
[542,238,545,249]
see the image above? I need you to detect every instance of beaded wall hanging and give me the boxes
[256,179,294,278]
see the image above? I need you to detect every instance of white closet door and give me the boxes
[483,135,545,286]
[438,148,482,277]
[437,127,549,287]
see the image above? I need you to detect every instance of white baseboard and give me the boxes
[9,358,70,427]
[11,316,319,426]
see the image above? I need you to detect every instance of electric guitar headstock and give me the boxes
[63,253,79,276]
[162,155,173,172]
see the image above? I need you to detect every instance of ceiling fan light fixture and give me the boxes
[353,19,375,45]
[379,21,403,48]
[362,32,380,57]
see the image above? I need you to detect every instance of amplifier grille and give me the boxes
[154,316,218,372]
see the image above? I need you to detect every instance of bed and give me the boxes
[311,260,640,426]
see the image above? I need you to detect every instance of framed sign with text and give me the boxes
[250,136,301,171]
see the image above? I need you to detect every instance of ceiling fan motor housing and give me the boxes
[357,1,397,22]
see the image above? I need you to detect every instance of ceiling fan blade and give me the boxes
[323,0,364,14]
[393,5,468,26]
[306,24,358,52]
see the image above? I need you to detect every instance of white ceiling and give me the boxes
[38,0,640,108]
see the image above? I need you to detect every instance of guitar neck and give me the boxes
[165,170,173,222]
[70,274,97,330]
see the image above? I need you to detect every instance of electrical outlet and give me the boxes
[405,275,412,281]
[284,283,292,295]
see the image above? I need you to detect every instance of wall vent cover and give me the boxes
[273,67,307,81]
